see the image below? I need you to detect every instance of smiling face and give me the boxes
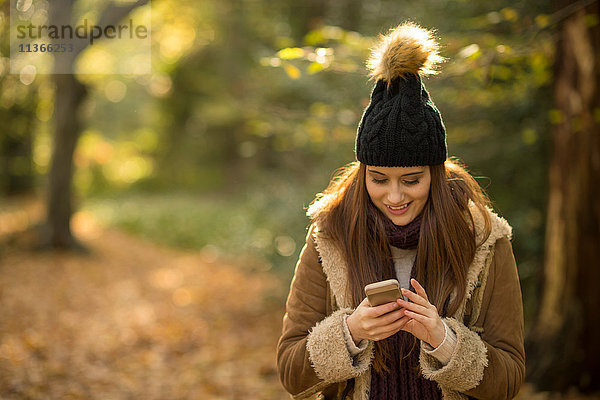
[365,165,431,226]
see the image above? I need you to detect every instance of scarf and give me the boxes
[383,214,422,249]
[368,214,443,400]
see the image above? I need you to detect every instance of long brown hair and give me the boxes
[309,157,492,372]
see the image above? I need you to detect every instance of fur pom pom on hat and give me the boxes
[356,22,447,167]
[367,22,444,83]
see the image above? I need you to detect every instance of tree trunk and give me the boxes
[42,0,147,249]
[44,74,87,248]
[526,0,600,392]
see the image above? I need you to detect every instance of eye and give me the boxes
[403,179,420,185]
[370,177,387,184]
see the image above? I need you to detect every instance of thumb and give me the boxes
[359,296,371,307]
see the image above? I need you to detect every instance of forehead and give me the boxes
[366,165,429,176]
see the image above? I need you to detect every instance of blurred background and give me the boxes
[1,0,599,398]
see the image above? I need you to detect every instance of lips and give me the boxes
[386,202,411,215]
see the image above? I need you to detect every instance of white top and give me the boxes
[390,246,417,299]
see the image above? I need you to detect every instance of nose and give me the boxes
[387,183,405,204]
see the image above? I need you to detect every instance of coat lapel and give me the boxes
[311,202,512,317]
[312,226,353,309]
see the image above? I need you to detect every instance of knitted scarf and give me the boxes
[368,215,443,400]
[383,214,422,250]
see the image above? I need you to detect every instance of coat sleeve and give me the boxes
[276,227,329,397]
[420,237,526,400]
[276,227,374,399]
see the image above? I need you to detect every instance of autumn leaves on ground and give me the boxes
[0,205,290,399]
[1,202,596,400]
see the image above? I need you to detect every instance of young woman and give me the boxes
[276,22,525,400]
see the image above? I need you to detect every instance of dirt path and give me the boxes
[1,204,597,400]
[0,214,290,399]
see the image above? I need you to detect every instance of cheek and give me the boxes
[408,183,430,202]
[365,182,383,202]
[416,183,431,201]
[418,186,430,200]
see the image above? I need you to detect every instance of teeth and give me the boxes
[389,203,409,210]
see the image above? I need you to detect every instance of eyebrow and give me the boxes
[367,168,425,177]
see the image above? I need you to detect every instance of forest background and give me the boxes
[1,0,599,398]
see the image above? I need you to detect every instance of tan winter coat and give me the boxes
[277,203,525,400]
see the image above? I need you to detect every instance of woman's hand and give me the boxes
[346,297,409,344]
[397,278,446,348]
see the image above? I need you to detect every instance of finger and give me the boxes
[369,301,400,317]
[401,288,429,307]
[377,308,406,325]
[373,316,410,340]
[361,314,401,339]
[400,292,440,318]
[404,310,434,327]
[388,315,410,330]
[359,297,372,307]
[364,309,406,337]
[396,299,432,316]
[411,279,429,301]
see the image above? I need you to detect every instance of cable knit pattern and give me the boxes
[356,76,447,167]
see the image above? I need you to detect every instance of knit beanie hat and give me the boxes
[356,22,447,167]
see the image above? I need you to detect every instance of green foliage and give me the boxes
[0,6,38,195]
[83,172,323,278]
[259,1,552,309]
[2,0,555,324]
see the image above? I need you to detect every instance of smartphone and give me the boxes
[364,279,401,307]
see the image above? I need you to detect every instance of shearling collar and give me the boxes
[307,198,512,314]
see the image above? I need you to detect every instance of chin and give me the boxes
[390,215,412,226]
